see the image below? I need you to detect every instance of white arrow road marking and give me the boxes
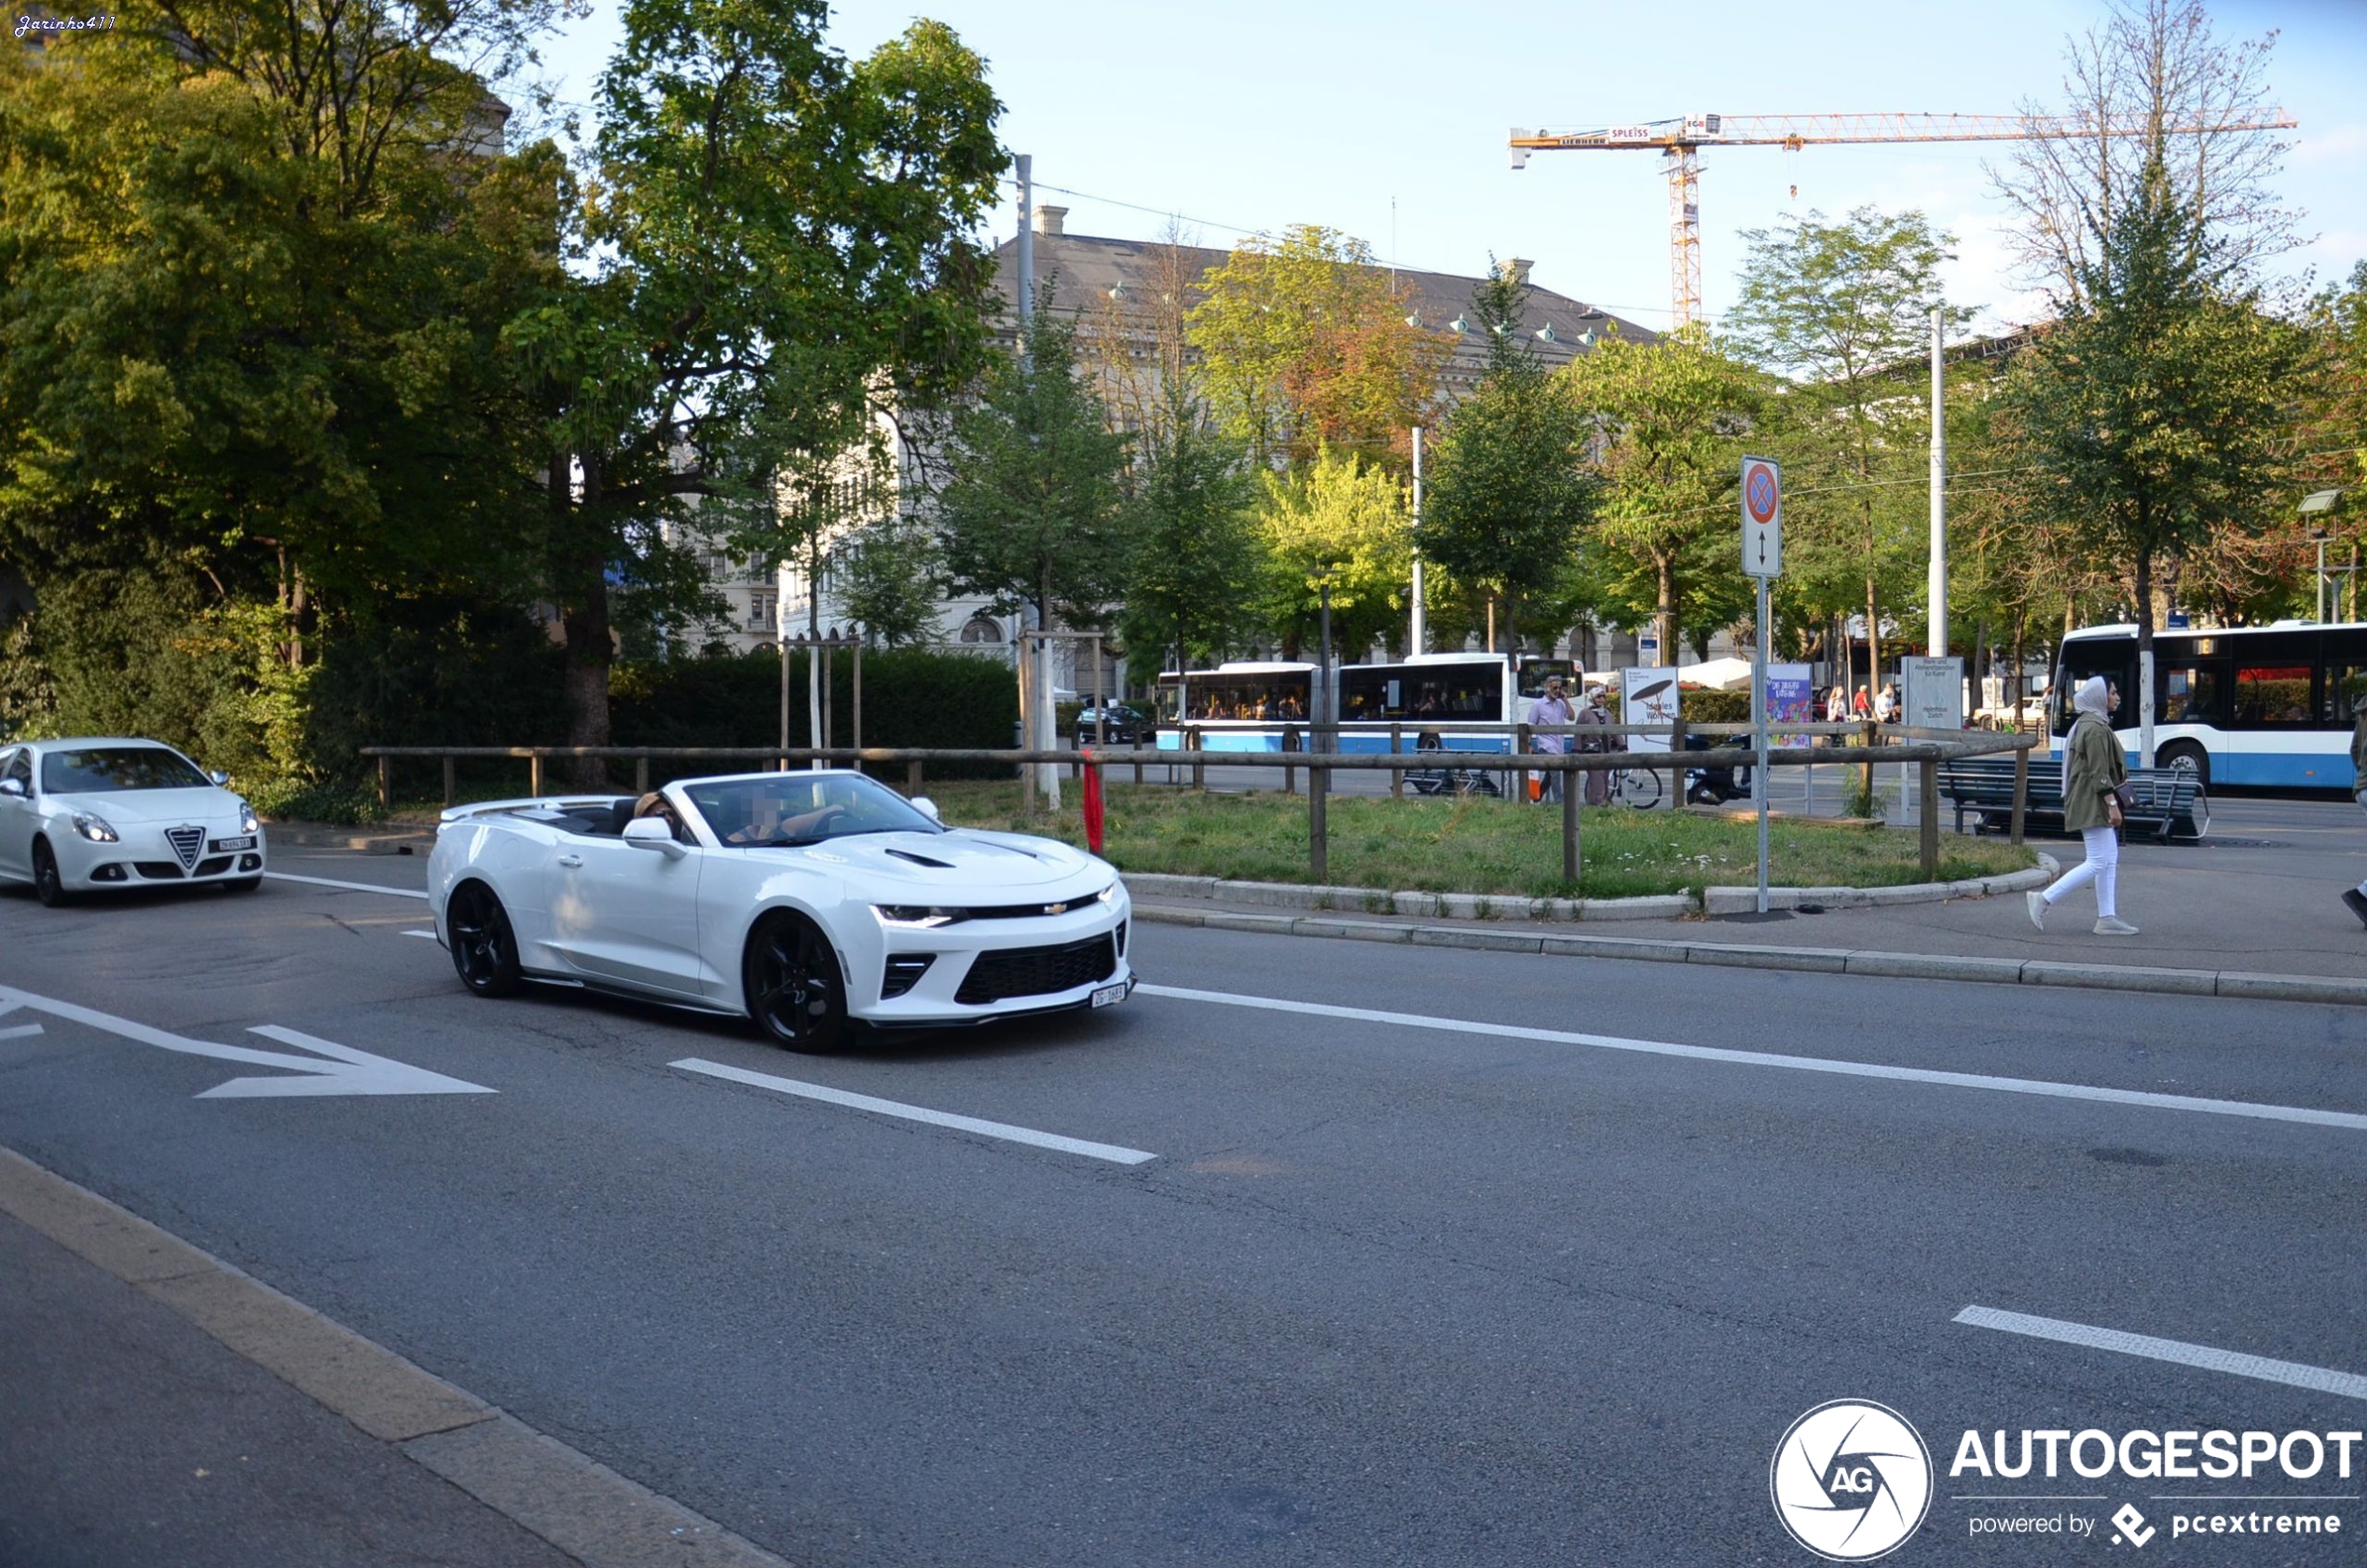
[672,1057,1155,1166]
[0,1024,43,1041]
[1135,984,2367,1133]
[0,986,494,1099]
[266,871,430,899]
[1956,1305,2367,1403]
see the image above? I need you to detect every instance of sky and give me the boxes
[525,0,2367,341]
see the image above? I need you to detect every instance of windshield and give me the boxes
[684,772,944,847]
[41,747,212,794]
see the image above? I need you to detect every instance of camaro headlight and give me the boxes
[238,800,259,836]
[1096,883,1119,905]
[71,811,118,843]
[874,904,967,928]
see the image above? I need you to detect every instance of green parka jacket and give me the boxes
[2062,713,2127,834]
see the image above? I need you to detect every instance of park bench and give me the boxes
[1938,755,2209,842]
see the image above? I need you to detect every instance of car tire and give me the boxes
[743,911,850,1054]
[2156,740,2210,791]
[32,839,70,907]
[446,880,523,997]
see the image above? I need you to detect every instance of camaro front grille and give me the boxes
[954,934,1117,1005]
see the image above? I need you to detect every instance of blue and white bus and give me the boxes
[1156,653,1574,755]
[2051,621,2367,790]
[1155,662,1318,752]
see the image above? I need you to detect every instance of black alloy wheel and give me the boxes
[447,881,522,997]
[744,912,849,1054]
[31,839,69,907]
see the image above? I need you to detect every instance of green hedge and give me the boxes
[1609,684,1749,724]
[609,647,1020,780]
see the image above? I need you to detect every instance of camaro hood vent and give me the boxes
[885,848,958,869]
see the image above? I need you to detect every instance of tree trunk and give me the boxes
[2009,605,2027,719]
[2132,533,2155,767]
[1654,555,1676,666]
[1865,574,1881,702]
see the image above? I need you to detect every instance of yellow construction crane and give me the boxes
[1508,111,2298,330]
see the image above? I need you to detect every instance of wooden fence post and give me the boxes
[1389,723,1403,800]
[528,753,543,798]
[1515,723,1532,805]
[377,755,391,813]
[1919,755,1940,877]
[1562,757,1580,887]
[1861,718,1878,806]
[1189,726,1204,791]
[908,759,923,796]
[442,755,456,808]
[1668,714,1687,807]
[2010,743,2029,846]
[635,755,650,796]
[1308,742,1328,885]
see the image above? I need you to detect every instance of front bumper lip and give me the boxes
[50,820,267,888]
[864,970,1136,1031]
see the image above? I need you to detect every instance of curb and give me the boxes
[264,820,438,852]
[0,1146,789,1568]
[1122,859,2054,924]
[1129,901,2367,1008]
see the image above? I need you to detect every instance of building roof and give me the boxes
[986,227,1657,392]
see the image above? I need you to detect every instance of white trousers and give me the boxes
[2043,825,2120,919]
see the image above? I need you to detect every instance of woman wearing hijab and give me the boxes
[2028,675,2136,934]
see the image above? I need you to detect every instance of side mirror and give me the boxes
[208,770,229,787]
[623,816,688,858]
[0,778,22,799]
[910,796,941,824]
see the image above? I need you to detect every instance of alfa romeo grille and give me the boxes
[166,825,205,870]
[954,934,1116,1005]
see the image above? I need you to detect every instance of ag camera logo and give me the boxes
[1772,1399,1934,1561]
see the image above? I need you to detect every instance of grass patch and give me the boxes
[923,782,2036,901]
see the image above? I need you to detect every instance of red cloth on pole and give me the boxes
[1081,750,1104,852]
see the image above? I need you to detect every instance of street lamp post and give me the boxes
[2301,489,2354,625]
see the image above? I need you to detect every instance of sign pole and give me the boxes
[1755,574,1771,915]
[1739,455,1783,916]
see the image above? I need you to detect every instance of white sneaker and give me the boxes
[2026,891,2047,932]
[2093,917,2140,935]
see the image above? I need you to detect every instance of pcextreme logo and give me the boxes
[1771,1399,1936,1561]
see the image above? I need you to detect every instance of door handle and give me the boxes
[556,854,583,868]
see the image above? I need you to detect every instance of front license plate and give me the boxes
[212,835,256,852]
[1089,983,1128,1009]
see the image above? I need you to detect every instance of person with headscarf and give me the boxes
[2028,675,2135,934]
[1575,685,1615,806]
[2345,691,2367,928]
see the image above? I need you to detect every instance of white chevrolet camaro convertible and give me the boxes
[0,737,267,906]
[426,770,1133,1051]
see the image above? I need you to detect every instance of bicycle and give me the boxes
[1608,764,1663,810]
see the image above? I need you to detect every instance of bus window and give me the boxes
[2233,663,2312,727]
[2322,664,2367,725]
[2052,645,2135,735]
[1517,659,1577,699]
[2156,661,2226,725]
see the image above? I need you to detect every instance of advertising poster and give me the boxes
[1618,668,1679,753]
[1764,662,1814,747]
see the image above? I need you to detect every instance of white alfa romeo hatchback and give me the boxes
[0,738,267,906]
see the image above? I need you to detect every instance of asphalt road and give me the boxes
[3,844,2362,1566]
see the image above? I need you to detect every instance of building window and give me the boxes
[748,591,778,632]
[960,614,1002,644]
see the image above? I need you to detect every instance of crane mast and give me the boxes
[1509,109,2297,328]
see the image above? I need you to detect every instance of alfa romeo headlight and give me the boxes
[874,905,966,928]
[72,811,119,843]
[238,800,260,836]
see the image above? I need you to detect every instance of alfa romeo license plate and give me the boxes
[1089,983,1128,1009]
[212,835,256,851]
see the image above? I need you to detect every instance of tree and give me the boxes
[835,514,948,648]
[1991,0,2297,307]
[935,306,1136,630]
[2000,156,2310,761]
[515,0,1006,779]
[1252,445,1413,664]
[1419,266,1595,656]
[1727,206,1970,686]
[1119,378,1260,689]
[1561,328,1766,662]
[1185,225,1447,473]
